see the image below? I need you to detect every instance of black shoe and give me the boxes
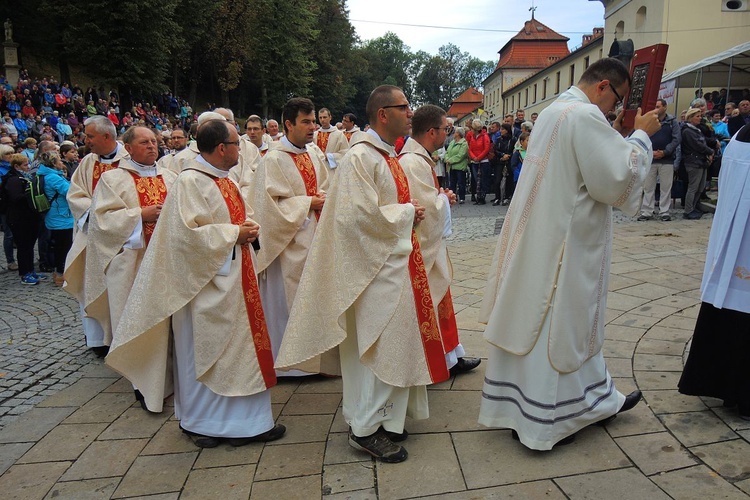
[492,199,501,206]
[477,198,486,205]
[91,346,109,358]
[383,427,408,442]
[226,424,286,446]
[501,199,510,206]
[134,389,148,411]
[683,210,703,220]
[471,194,476,202]
[450,357,481,376]
[349,427,408,463]
[511,429,575,447]
[619,390,642,413]
[180,426,221,448]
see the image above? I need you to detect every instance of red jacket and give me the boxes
[467,130,490,162]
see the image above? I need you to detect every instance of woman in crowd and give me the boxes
[37,151,73,286]
[511,132,529,184]
[1,153,41,284]
[445,127,469,204]
[679,124,750,420]
[681,108,715,219]
[492,123,514,206]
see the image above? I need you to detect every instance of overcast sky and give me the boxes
[346,0,606,63]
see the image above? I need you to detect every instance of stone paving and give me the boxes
[1,200,749,499]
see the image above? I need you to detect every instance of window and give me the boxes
[569,64,575,87]
[542,79,547,100]
[533,84,537,103]
[636,6,646,30]
[524,88,528,107]
[556,71,561,94]
[615,21,624,39]
[584,56,590,69]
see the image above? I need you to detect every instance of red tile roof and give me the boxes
[447,87,483,118]
[495,18,570,70]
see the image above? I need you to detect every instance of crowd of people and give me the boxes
[2,59,749,464]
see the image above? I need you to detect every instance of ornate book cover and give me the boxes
[623,43,669,129]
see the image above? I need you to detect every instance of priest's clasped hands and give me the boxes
[411,199,426,225]
[439,187,457,205]
[237,219,260,245]
[141,204,162,223]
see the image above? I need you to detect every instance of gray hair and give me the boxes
[454,127,466,138]
[521,121,534,132]
[39,151,61,168]
[0,144,14,156]
[471,119,482,131]
[84,115,117,138]
[197,111,225,126]
[213,107,235,122]
[690,98,707,108]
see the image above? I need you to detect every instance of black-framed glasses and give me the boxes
[608,83,624,106]
[431,126,451,133]
[382,103,411,111]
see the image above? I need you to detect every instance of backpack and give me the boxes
[26,173,57,214]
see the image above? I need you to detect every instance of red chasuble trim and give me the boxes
[127,172,167,247]
[285,151,321,221]
[344,131,355,142]
[427,165,459,353]
[92,159,120,192]
[213,177,277,389]
[316,131,331,152]
[260,149,268,157]
[380,152,449,384]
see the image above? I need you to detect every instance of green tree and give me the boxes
[63,0,180,97]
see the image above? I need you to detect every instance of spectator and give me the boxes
[21,138,36,162]
[37,151,74,286]
[467,119,491,205]
[1,153,42,284]
[492,123,514,206]
[445,126,469,204]
[107,108,119,127]
[511,132,529,183]
[57,117,73,142]
[681,108,714,220]
[0,144,17,270]
[22,99,36,117]
[59,142,79,178]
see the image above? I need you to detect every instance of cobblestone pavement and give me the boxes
[1,200,749,499]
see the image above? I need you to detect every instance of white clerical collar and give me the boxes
[258,142,268,152]
[99,142,122,162]
[281,136,307,153]
[128,158,158,177]
[196,154,230,178]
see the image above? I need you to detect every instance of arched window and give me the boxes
[636,6,647,29]
[615,20,625,38]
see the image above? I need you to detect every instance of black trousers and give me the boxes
[50,228,73,274]
[8,218,39,276]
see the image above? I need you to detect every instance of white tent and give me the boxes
[661,41,750,91]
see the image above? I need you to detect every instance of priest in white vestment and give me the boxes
[478,58,662,450]
[250,97,336,376]
[313,107,344,168]
[325,112,360,167]
[85,126,177,354]
[679,124,750,420]
[106,119,285,447]
[64,115,129,357]
[398,105,481,376]
[276,86,449,463]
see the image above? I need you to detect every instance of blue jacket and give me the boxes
[38,165,74,230]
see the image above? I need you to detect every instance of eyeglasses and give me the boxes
[382,103,411,112]
[608,83,624,106]
[431,126,451,133]
[220,140,240,147]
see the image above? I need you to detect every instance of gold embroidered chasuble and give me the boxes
[83,161,177,343]
[276,132,447,387]
[64,146,130,301]
[479,86,652,373]
[106,158,273,412]
[398,138,460,353]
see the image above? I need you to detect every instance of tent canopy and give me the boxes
[661,41,750,90]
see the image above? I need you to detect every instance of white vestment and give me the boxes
[700,134,750,313]
[249,137,334,376]
[276,129,449,436]
[478,86,652,449]
[325,127,360,167]
[64,144,129,347]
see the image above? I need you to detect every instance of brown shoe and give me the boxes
[53,272,64,286]
[349,427,408,463]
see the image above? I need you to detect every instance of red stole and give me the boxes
[128,171,167,247]
[286,151,321,221]
[260,149,268,157]
[213,177,277,389]
[344,131,355,142]
[316,131,331,152]
[380,152,449,384]
[427,166,459,353]
[92,159,120,192]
